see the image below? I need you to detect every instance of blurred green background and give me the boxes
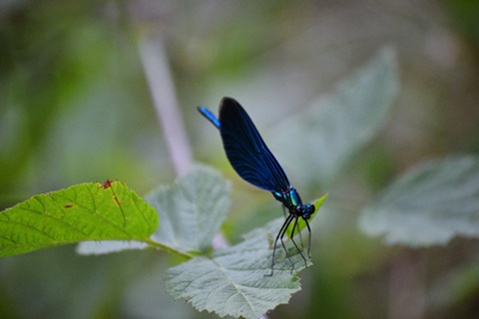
[1,1,479,318]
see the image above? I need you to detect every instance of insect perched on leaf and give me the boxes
[197,97,316,276]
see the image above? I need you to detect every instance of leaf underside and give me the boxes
[164,218,311,319]
[360,155,479,246]
[147,164,231,255]
[269,47,399,185]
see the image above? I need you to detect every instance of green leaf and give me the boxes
[147,165,231,255]
[77,165,231,256]
[359,155,479,246]
[285,193,329,239]
[0,181,158,258]
[269,47,399,185]
[164,219,309,319]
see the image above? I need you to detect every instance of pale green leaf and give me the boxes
[147,164,231,254]
[270,47,399,185]
[0,181,158,257]
[359,155,479,246]
[164,219,310,319]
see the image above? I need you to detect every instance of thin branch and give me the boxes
[139,35,193,177]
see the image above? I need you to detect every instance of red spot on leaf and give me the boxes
[102,179,113,189]
[64,204,73,208]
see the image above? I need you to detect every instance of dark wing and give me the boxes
[219,97,290,193]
